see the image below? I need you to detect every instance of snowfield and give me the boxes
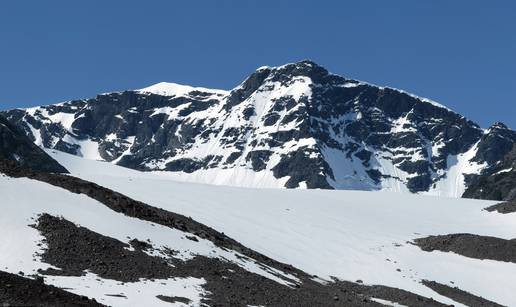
[42,149,516,306]
[0,167,299,306]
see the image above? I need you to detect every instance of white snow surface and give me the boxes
[370,298,408,307]
[426,141,487,197]
[137,82,228,97]
[45,149,516,306]
[0,166,298,306]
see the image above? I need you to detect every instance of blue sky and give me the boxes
[0,1,514,128]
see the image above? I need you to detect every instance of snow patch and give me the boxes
[426,141,487,198]
[137,82,228,97]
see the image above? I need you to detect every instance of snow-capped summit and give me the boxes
[137,81,229,97]
[2,60,515,196]
[487,121,510,132]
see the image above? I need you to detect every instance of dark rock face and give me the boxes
[156,295,192,304]
[272,147,334,189]
[472,123,516,165]
[2,60,514,194]
[463,143,516,201]
[0,114,67,173]
[484,201,516,214]
[35,213,179,282]
[0,269,104,306]
[414,233,516,263]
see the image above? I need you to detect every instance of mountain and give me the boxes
[3,60,515,196]
[1,61,515,305]
[0,114,67,173]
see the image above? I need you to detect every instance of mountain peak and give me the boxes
[488,122,509,131]
[291,59,321,68]
[273,59,329,78]
[251,60,329,80]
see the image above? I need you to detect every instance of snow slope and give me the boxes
[49,149,516,306]
[426,141,487,198]
[0,169,298,306]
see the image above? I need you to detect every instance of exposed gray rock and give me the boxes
[463,143,516,201]
[0,270,103,306]
[484,201,516,214]
[414,233,516,263]
[0,114,67,173]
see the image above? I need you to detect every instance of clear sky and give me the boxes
[0,1,514,128]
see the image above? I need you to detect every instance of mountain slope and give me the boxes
[44,148,516,306]
[3,60,515,195]
[1,154,458,307]
[0,114,67,173]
